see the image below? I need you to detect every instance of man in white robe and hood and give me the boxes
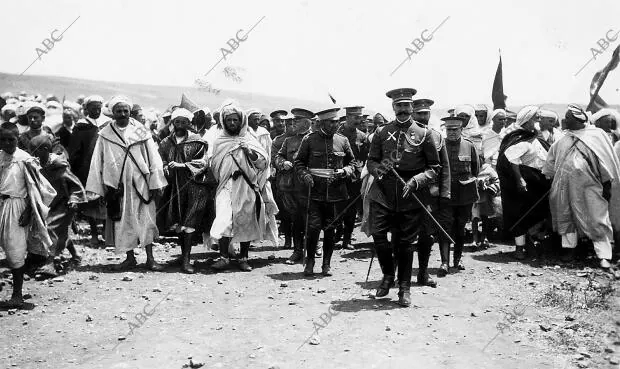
[543,104,619,269]
[86,95,168,271]
[210,102,278,272]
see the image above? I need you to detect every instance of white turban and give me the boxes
[515,105,539,127]
[1,104,17,114]
[454,105,478,129]
[108,95,133,111]
[83,95,104,106]
[488,108,506,122]
[171,108,194,122]
[591,108,620,125]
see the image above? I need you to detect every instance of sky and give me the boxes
[2,0,620,114]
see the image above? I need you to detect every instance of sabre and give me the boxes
[390,168,455,245]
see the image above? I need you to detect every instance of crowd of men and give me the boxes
[0,88,619,309]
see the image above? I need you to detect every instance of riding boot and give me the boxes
[181,234,195,274]
[438,241,450,277]
[373,235,395,297]
[396,243,414,306]
[304,229,319,276]
[321,230,335,276]
[416,235,436,288]
[286,232,304,264]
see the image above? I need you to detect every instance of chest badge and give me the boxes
[387,132,397,142]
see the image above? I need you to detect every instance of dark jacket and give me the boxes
[67,121,99,185]
[294,130,359,202]
[446,138,479,206]
[366,119,441,211]
[275,131,308,193]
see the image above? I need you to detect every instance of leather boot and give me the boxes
[342,233,354,250]
[321,231,335,276]
[304,230,319,276]
[181,234,195,274]
[416,235,437,288]
[453,243,464,271]
[396,243,413,306]
[438,242,450,277]
[396,244,414,289]
[373,235,395,297]
[397,279,412,307]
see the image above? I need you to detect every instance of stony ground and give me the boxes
[1,225,619,369]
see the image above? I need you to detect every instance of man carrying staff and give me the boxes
[366,88,440,307]
[335,106,367,250]
[294,107,359,276]
[86,96,168,271]
[158,108,210,274]
[210,102,279,272]
[275,108,313,264]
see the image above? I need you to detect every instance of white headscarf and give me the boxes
[515,105,539,127]
[108,95,133,112]
[171,108,194,122]
[454,105,478,129]
[591,108,620,126]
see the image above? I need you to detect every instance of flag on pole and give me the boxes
[492,51,507,110]
[587,44,620,113]
[328,92,337,104]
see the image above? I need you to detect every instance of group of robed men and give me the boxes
[2,86,619,310]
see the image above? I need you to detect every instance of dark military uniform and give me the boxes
[367,118,440,303]
[442,137,479,269]
[294,129,358,275]
[275,130,309,261]
[271,131,295,247]
[335,125,368,248]
[416,126,452,284]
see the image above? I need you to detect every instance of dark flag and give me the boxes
[328,92,337,104]
[492,52,507,109]
[587,44,620,113]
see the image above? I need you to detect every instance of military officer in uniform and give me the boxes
[294,107,359,276]
[335,106,368,250]
[439,116,479,276]
[271,110,295,248]
[275,108,314,263]
[411,98,451,288]
[367,88,440,306]
[270,110,287,140]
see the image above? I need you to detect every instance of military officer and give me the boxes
[294,107,359,276]
[335,106,368,250]
[411,98,451,288]
[271,110,295,248]
[439,116,479,276]
[367,88,440,307]
[275,108,314,263]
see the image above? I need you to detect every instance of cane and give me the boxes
[302,186,312,266]
[365,247,375,285]
[390,168,456,245]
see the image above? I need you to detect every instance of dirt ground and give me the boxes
[1,225,619,369]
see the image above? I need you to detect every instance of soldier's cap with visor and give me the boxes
[441,116,466,129]
[412,98,434,112]
[315,107,341,121]
[270,110,288,119]
[344,106,364,116]
[291,108,315,119]
[386,88,417,103]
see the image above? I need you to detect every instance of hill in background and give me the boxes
[1,72,617,120]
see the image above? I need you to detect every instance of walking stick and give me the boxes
[390,168,456,245]
[365,247,375,285]
[302,186,312,266]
